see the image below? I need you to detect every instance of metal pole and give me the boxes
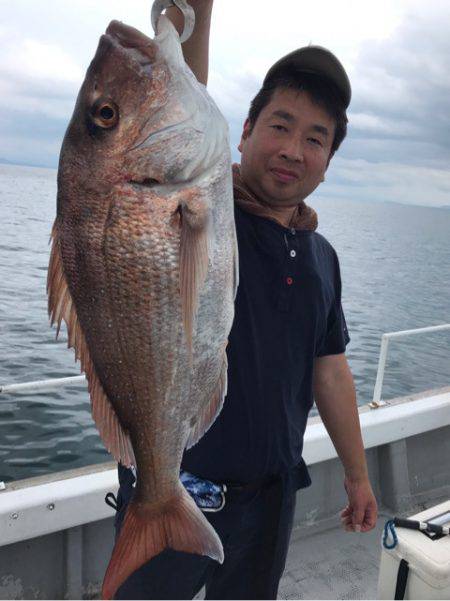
[372,334,389,407]
[0,375,86,395]
[384,324,450,339]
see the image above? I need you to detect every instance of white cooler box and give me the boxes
[378,500,450,599]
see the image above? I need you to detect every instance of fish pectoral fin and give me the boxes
[186,349,228,449]
[102,487,224,600]
[47,222,135,468]
[179,200,210,354]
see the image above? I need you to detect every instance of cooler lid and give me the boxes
[386,500,450,586]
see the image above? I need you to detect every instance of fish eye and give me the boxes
[100,106,114,120]
[90,98,119,129]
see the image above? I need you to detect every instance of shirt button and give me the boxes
[290,228,296,235]
[290,250,296,258]
[286,277,293,285]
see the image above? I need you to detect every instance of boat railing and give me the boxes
[0,374,86,395]
[1,326,450,547]
[371,323,450,407]
[1,324,449,407]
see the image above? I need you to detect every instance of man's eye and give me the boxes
[271,124,287,132]
[308,137,322,146]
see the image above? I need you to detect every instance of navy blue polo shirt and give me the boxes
[182,205,350,491]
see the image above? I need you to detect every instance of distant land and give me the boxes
[1,158,449,211]
[0,157,55,169]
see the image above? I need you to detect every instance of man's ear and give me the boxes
[238,119,252,153]
[326,150,335,169]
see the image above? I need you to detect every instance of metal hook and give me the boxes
[151,0,195,43]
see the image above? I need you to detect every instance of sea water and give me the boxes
[1,163,449,482]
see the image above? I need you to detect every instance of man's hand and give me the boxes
[313,354,378,533]
[340,477,378,532]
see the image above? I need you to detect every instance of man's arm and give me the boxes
[165,0,214,85]
[313,353,378,532]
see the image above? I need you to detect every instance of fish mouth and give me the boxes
[105,21,155,53]
[105,20,156,75]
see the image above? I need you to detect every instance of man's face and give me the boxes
[238,87,336,207]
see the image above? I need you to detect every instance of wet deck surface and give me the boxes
[279,518,385,600]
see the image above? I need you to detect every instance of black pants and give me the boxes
[113,467,297,600]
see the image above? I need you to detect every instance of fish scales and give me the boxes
[47,15,237,600]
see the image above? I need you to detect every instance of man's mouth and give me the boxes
[270,168,299,183]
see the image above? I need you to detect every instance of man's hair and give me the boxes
[247,69,348,155]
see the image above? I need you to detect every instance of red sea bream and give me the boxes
[47,15,237,599]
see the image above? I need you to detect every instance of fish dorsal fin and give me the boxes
[185,348,228,449]
[232,226,239,301]
[179,202,210,355]
[47,223,135,467]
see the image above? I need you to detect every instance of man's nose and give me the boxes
[279,137,304,162]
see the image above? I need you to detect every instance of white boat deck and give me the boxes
[1,386,449,599]
[192,518,385,600]
[279,518,385,600]
[279,493,450,601]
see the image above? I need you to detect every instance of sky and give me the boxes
[1,0,449,208]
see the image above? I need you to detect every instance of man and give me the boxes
[114,1,378,598]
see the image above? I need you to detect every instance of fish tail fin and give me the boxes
[101,487,223,600]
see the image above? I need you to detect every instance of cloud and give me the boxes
[0,26,84,118]
[348,2,450,156]
[318,157,450,208]
[0,32,78,165]
[0,0,449,205]
[211,1,450,205]
[5,38,84,84]
[349,113,422,139]
[0,16,83,165]
[321,1,450,205]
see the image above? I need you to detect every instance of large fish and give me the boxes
[47,14,237,599]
